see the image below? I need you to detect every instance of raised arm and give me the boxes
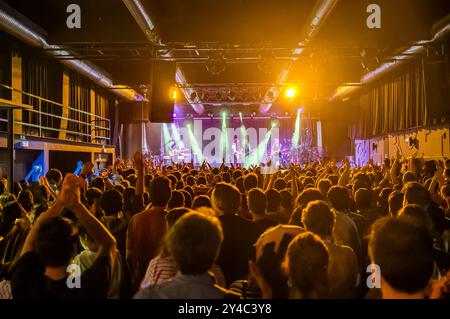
[290,166,299,200]
[390,149,401,183]
[338,158,351,186]
[21,196,65,256]
[429,164,444,204]
[133,151,144,196]
[64,174,116,266]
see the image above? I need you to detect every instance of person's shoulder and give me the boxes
[215,284,241,299]
[332,242,357,257]
[133,279,175,299]
[129,208,151,223]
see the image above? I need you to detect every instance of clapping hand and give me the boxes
[59,174,84,212]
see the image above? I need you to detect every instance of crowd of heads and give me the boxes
[1,154,450,299]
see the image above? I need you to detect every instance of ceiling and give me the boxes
[4,0,450,106]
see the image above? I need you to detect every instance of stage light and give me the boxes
[221,111,228,158]
[173,113,177,118]
[187,124,203,163]
[162,124,172,155]
[284,86,299,100]
[169,86,178,101]
[271,118,280,128]
[292,108,302,149]
[171,123,185,149]
[249,128,273,166]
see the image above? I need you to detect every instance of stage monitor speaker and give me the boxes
[423,52,450,123]
[150,61,176,123]
[119,101,149,124]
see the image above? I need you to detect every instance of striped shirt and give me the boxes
[140,255,226,289]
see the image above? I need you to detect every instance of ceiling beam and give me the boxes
[259,0,339,113]
[122,0,205,114]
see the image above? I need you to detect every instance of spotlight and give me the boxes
[271,116,280,128]
[173,113,177,118]
[184,117,194,129]
[284,85,299,100]
[169,86,178,101]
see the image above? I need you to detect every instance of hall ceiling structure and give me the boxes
[3,0,450,111]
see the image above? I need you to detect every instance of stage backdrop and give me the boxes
[143,117,301,166]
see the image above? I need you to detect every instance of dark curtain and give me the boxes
[350,60,428,139]
[22,49,63,138]
[0,33,11,132]
[94,89,114,143]
[68,71,90,142]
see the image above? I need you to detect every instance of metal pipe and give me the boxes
[122,0,205,114]
[259,0,339,113]
[331,17,450,100]
[0,2,142,101]
[7,108,14,191]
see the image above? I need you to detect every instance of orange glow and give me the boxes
[284,85,299,100]
[169,86,178,101]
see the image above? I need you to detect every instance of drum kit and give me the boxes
[166,148,192,163]
[280,144,320,164]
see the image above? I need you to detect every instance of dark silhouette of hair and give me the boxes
[285,232,329,298]
[36,217,76,267]
[296,188,324,209]
[150,176,171,207]
[101,189,124,216]
[266,189,281,213]
[369,218,434,294]
[192,195,212,209]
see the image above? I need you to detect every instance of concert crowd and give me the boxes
[1,152,450,299]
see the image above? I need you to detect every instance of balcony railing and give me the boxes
[0,83,110,145]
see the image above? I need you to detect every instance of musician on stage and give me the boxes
[232,136,240,164]
[271,138,282,166]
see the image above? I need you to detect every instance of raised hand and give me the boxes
[434,164,444,181]
[80,162,95,178]
[59,174,84,211]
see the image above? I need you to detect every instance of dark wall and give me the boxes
[322,121,352,160]
[0,149,42,181]
[49,150,91,175]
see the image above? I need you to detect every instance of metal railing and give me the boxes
[0,83,111,145]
